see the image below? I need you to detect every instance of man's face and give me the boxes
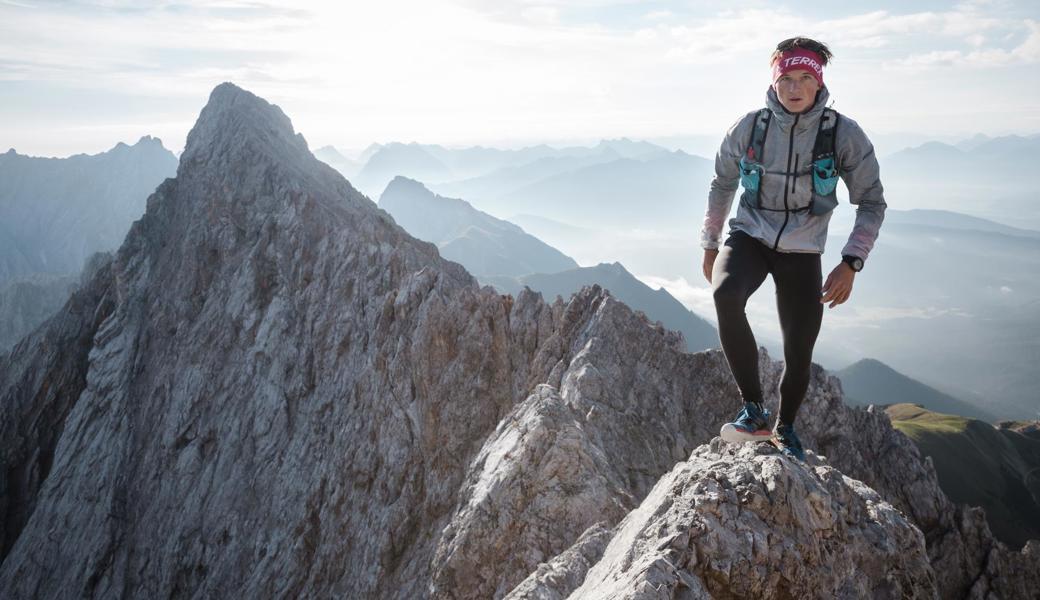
[773,69,821,114]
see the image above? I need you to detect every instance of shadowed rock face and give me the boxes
[1,83,1037,599]
[0,273,78,352]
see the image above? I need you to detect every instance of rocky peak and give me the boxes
[562,441,936,598]
[180,82,308,169]
[384,174,430,196]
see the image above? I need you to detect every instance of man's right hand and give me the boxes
[702,249,719,284]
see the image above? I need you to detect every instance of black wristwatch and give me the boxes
[842,255,864,272]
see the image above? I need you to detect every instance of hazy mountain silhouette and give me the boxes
[431,150,621,208]
[377,176,578,277]
[353,142,453,197]
[358,139,673,212]
[821,218,1040,419]
[883,208,1040,239]
[508,213,599,239]
[482,151,713,229]
[0,273,77,352]
[0,137,178,284]
[879,135,1038,228]
[836,358,996,421]
[954,133,994,152]
[314,145,361,179]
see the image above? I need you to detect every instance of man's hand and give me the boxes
[703,249,719,284]
[821,262,855,308]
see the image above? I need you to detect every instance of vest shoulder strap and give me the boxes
[812,108,839,163]
[746,108,771,162]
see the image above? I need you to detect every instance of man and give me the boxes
[700,37,886,460]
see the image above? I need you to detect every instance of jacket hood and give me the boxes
[766,85,831,133]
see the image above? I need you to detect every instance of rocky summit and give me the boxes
[1,83,1037,599]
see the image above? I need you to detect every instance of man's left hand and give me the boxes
[821,263,855,308]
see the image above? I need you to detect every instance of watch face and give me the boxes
[852,258,863,270]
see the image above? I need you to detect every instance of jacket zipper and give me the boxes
[773,114,799,251]
[791,153,799,194]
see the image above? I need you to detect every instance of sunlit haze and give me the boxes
[3,0,1039,157]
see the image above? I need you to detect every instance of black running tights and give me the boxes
[711,229,823,426]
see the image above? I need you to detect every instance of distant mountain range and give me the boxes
[818,213,1040,419]
[885,403,1040,550]
[314,145,362,179]
[375,176,717,352]
[835,358,996,422]
[0,136,178,284]
[433,150,623,206]
[447,150,714,229]
[881,208,1040,239]
[355,143,455,198]
[878,135,1038,229]
[348,138,674,200]
[0,136,178,351]
[0,273,77,352]
[377,176,578,277]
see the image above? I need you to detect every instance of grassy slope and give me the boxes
[886,403,1040,549]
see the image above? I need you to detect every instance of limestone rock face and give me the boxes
[1,83,1037,599]
[570,441,936,599]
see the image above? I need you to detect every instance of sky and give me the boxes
[2,0,1039,157]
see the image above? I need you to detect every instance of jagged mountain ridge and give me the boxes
[377,176,578,277]
[314,145,362,179]
[0,136,178,285]
[1,83,1037,598]
[485,261,718,353]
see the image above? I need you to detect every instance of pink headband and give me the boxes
[772,48,824,86]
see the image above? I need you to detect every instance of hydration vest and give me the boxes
[738,107,840,216]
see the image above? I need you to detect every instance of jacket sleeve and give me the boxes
[838,116,886,262]
[700,114,751,250]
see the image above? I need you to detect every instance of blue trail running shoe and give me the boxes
[771,422,806,461]
[720,402,772,443]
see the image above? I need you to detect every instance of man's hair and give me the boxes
[770,37,833,66]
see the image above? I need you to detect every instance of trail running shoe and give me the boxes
[720,402,772,443]
[771,422,806,461]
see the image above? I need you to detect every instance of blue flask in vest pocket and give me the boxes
[739,155,763,208]
[810,157,839,215]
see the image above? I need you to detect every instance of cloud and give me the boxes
[824,305,973,330]
[633,274,719,324]
[890,19,1040,69]
[521,6,560,25]
[3,0,1039,156]
[642,10,673,21]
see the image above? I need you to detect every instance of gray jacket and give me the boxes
[700,85,886,261]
